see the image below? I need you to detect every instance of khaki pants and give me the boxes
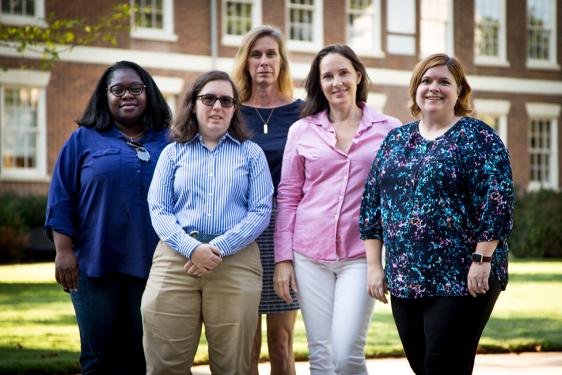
[141,240,263,375]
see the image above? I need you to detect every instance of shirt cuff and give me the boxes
[209,236,232,257]
[178,236,203,259]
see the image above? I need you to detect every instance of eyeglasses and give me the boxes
[108,84,146,97]
[127,141,150,162]
[197,94,236,108]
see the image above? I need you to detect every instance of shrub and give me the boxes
[0,193,48,263]
[509,188,562,258]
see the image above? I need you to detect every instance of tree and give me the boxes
[0,3,133,69]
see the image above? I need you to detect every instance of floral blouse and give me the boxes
[359,117,514,298]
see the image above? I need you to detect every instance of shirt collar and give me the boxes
[101,124,169,143]
[308,102,389,132]
[189,131,240,146]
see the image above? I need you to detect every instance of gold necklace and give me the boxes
[254,107,275,134]
[118,127,147,142]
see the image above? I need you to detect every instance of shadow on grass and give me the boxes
[509,273,562,283]
[0,283,70,305]
[0,347,80,375]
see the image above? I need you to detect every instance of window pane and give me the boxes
[528,0,552,60]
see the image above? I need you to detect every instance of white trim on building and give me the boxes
[130,0,178,42]
[473,99,510,147]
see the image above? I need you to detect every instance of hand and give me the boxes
[188,244,223,274]
[273,261,298,304]
[467,262,491,297]
[55,247,79,292]
[184,260,206,276]
[367,265,388,304]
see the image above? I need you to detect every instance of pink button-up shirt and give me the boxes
[274,102,401,263]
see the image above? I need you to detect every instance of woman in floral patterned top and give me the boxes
[359,54,514,375]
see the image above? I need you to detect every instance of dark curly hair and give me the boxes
[76,61,171,131]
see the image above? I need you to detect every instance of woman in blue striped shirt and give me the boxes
[142,70,274,375]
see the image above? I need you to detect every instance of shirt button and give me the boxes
[354,140,359,144]
[207,213,212,217]
[209,173,213,176]
[335,215,339,219]
[346,158,350,162]
[136,191,140,195]
[209,193,213,196]
[343,176,348,180]
[339,195,343,200]
[137,170,141,174]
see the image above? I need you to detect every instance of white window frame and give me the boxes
[526,0,560,70]
[221,0,262,47]
[419,0,454,58]
[473,99,510,148]
[386,0,416,56]
[0,69,50,182]
[152,76,184,119]
[474,0,510,67]
[0,0,47,27]
[366,93,387,113]
[526,102,561,191]
[286,0,324,53]
[130,0,178,42]
[346,0,384,58]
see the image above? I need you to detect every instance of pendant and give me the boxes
[264,124,268,134]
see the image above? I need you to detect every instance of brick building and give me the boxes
[0,0,560,195]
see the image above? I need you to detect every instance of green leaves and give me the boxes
[0,3,134,69]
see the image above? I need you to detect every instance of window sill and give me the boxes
[527,182,560,192]
[0,15,48,28]
[0,172,51,183]
[221,35,244,48]
[526,60,561,71]
[287,40,323,54]
[474,57,511,68]
[130,29,178,42]
[354,50,386,59]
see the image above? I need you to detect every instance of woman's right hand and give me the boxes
[53,231,79,292]
[274,261,298,304]
[189,244,223,274]
[367,265,388,304]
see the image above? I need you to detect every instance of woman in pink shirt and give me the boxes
[274,44,401,374]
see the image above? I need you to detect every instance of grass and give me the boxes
[0,259,561,374]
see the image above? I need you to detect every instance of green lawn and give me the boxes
[0,259,561,374]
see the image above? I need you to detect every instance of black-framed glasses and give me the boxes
[197,94,236,108]
[127,142,150,162]
[108,84,146,97]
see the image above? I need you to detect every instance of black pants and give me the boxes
[391,277,501,375]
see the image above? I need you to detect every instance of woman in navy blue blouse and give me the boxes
[232,25,301,375]
[45,61,171,374]
[359,54,514,374]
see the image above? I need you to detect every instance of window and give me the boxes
[346,0,383,58]
[527,0,559,70]
[0,69,50,181]
[131,0,177,42]
[386,0,416,55]
[222,0,262,46]
[526,103,561,191]
[286,0,323,52]
[0,0,45,27]
[473,99,510,148]
[420,0,454,57]
[474,0,509,67]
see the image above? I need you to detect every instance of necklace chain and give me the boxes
[254,107,275,134]
[118,127,147,142]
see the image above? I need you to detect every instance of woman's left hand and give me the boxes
[367,265,388,304]
[467,262,491,297]
[184,260,206,276]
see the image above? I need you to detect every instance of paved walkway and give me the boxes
[191,352,562,374]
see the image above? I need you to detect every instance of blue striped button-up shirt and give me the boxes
[148,132,274,259]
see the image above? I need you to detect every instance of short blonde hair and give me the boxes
[231,25,293,103]
[408,53,473,118]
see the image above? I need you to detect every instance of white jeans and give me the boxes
[293,251,376,375]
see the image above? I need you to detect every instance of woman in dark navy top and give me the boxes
[359,54,514,374]
[232,25,300,375]
[45,61,171,374]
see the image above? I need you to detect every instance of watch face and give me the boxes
[472,253,483,263]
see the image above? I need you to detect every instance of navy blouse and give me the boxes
[45,125,170,279]
[240,99,302,195]
[359,117,514,298]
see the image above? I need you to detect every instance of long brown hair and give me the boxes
[300,44,371,119]
[408,53,473,118]
[171,71,251,144]
[231,25,293,103]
